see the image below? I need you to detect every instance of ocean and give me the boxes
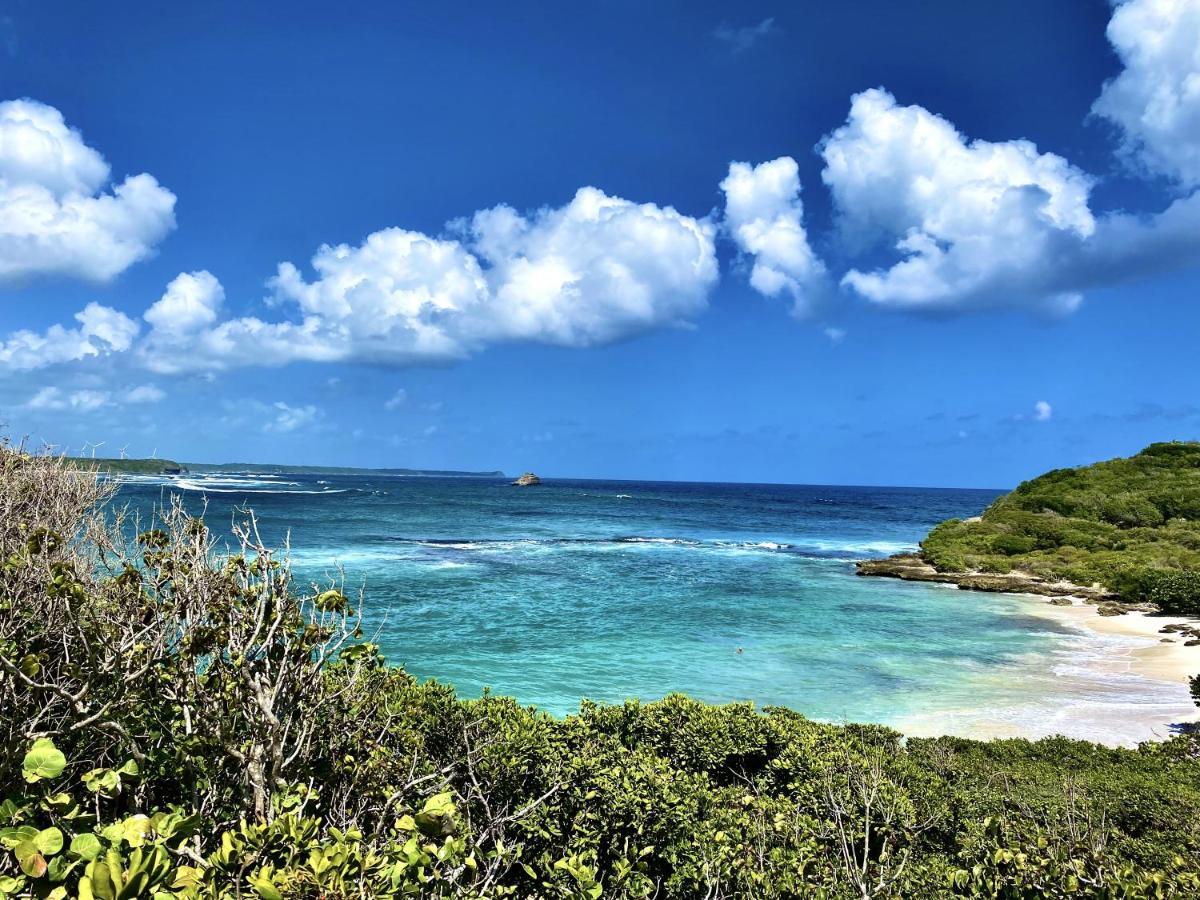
[110,472,1192,742]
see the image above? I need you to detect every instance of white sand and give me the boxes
[893,593,1200,747]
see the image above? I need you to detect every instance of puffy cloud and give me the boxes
[25,386,111,411]
[0,99,176,282]
[139,187,718,372]
[21,382,164,412]
[720,158,830,316]
[1092,0,1200,188]
[0,302,139,370]
[124,384,165,404]
[1034,400,1053,422]
[264,402,322,433]
[462,187,718,344]
[143,270,223,336]
[820,88,1096,314]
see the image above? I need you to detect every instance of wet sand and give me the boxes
[893,593,1199,747]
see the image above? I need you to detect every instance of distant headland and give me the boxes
[64,457,506,479]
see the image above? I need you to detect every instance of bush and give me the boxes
[1,443,1199,898]
[914,442,1200,601]
[992,533,1037,556]
[1146,569,1200,616]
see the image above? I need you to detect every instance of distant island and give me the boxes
[64,457,505,478]
[859,441,1200,618]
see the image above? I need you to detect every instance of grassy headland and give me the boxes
[2,444,1198,897]
[63,457,505,478]
[860,442,1200,617]
[63,456,187,475]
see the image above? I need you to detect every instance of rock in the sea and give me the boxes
[1160,638,1175,643]
[1096,603,1127,617]
[1048,597,1073,606]
[512,472,541,486]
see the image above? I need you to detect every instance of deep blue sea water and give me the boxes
[111,472,1187,739]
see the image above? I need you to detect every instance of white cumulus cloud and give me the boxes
[1092,0,1200,188]
[124,383,165,404]
[0,302,139,370]
[22,382,165,412]
[25,386,111,411]
[138,187,718,373]
[0,99,176,283]
[820,88,1096,315]
[143,270,223,336]
[720,157,829,316]
[1034,400,1053,421]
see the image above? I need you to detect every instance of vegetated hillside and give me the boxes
[1,444,1198,898]
[185,462,506,477]
[921,442,1200,613]
[64,456,186,475]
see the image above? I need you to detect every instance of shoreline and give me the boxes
[888,580,1200,747]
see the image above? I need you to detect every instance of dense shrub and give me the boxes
[1,445,1199,898]
[991,533,1037,556]
[1146,570,1200,616]
[920,442,1200,603]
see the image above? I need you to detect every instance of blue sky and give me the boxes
[1,0,1199,487]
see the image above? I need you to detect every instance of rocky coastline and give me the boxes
[857,553,1132,608]
[858,552,1200,647]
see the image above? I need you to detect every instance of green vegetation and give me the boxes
[63,458,187,476]
[2,444,1199,898]
[63,457,506,478]
[922,442,1200,613]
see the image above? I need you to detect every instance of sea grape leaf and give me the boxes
[22,739,66,783]
[69,834,102,862]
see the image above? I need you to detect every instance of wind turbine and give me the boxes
[119,445,129,459]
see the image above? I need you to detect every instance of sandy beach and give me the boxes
[896,591,1200,747]
[1028,597,1200,684]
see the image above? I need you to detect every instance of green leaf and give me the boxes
[120,815,152,848]
[69,834,103,862]
[34,827,63,856]
[22,738,66,783]
[249,871,285,900]
[14,840,47,878]
[0,826,37,850]
[46,855,75,883]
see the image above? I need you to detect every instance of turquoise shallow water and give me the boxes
[113,472,1180,736]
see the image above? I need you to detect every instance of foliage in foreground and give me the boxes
[921,441,1200,612]
[1,445,1199,898]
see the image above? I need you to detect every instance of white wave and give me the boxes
[171,478,347,495]
[802,539,916,555]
